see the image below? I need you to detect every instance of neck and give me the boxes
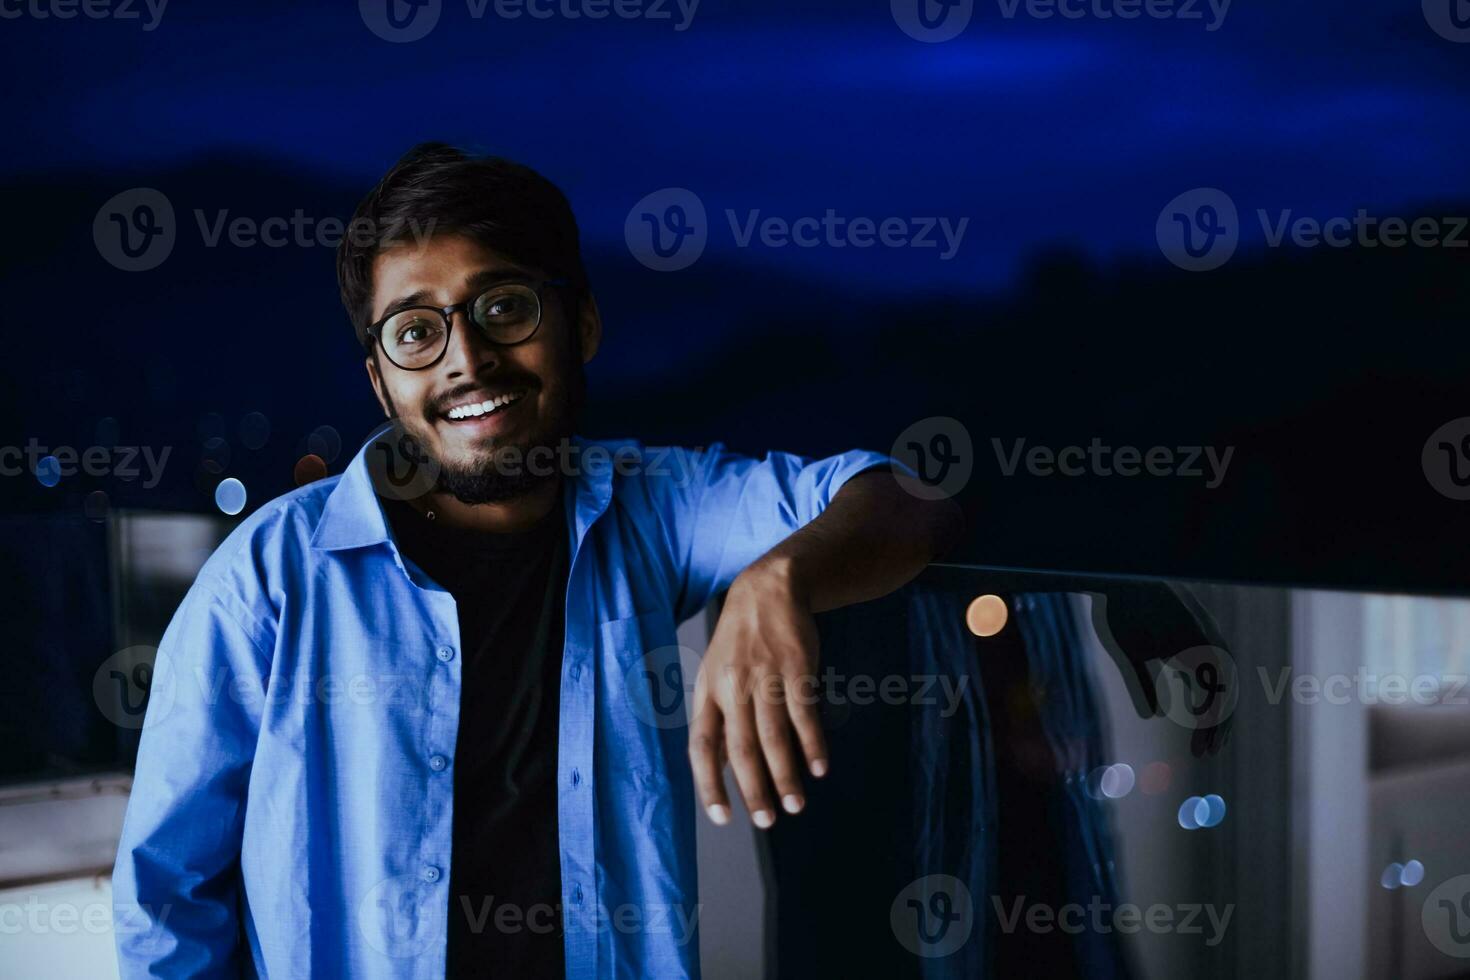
[414,476,562,533]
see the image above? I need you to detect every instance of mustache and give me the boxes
[426,376,540,417]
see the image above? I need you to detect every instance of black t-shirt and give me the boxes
[384,498,570,980]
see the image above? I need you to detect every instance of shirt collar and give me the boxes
[311,429,616,553]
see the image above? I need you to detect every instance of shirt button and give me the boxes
[430,754,449,772]
[571,768,581,787]
[435,645,455,663]
[570,665,582,682]
[422,866,441,883]
[572,884,583,905]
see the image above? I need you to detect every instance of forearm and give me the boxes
[738,469,963,614]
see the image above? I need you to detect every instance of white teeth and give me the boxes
[445,390,524,420]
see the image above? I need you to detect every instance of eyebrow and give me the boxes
[375,265,533,323]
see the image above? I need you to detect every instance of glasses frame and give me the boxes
[365,277,570,371]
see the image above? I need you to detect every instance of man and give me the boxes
[113,143,961,979]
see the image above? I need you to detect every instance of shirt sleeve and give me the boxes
[112,576,272,979]
[653,444,898,623]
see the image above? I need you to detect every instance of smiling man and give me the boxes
[112,143,961,979]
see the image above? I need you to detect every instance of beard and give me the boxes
[396,362,585,506]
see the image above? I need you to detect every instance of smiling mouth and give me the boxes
[441,389,528,422]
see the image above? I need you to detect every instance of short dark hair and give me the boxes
[336,142,590,348]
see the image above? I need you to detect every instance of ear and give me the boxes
[365,352,392,418]
[576,292,603,364]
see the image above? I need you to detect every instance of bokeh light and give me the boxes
[35,455,60,487]
[965,594,1008,637]
[1200,793,1226,828]
[84,490,110,522]
[308,425,342,464]
[240,411,271,450]
[1100,763,1135,799]
[201,436,231,475]
[294,454,329,487]
[215,477,247,516]
[1140,761,1171,795]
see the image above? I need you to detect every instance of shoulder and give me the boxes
[193,476,343,600]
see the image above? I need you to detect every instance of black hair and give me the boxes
[336,142,590,348]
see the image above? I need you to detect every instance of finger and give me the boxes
[754,687,806,816]
[720,676,777,829]
[784,672,829,778]
[688,671,731,825]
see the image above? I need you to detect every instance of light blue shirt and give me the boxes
[112,435,891,979]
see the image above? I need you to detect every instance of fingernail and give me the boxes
[752,809,775,829]
[707,804,730,826]
[782,794,803,815]
[811,759,828,778]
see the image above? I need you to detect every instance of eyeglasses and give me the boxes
[366,278,568,371]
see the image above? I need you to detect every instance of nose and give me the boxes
[439,309,499,380]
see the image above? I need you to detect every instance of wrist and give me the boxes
[737,552,812,611]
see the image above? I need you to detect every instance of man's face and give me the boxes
[365,233,600,503]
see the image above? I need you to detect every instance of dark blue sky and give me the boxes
[5,0,1468,292]
[5,0,1470,589]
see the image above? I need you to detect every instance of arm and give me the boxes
[112,579,268,978]
[687,468,962,829]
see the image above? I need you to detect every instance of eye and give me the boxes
[389,313,444,349]
[474,286,535,323]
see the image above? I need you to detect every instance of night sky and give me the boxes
[2,0,1469,589]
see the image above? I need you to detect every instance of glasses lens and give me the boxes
[381,310,448,369]
[470,283,542,344]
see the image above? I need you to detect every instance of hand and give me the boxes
[1087,581,1235,757]
[689,558,827,829]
